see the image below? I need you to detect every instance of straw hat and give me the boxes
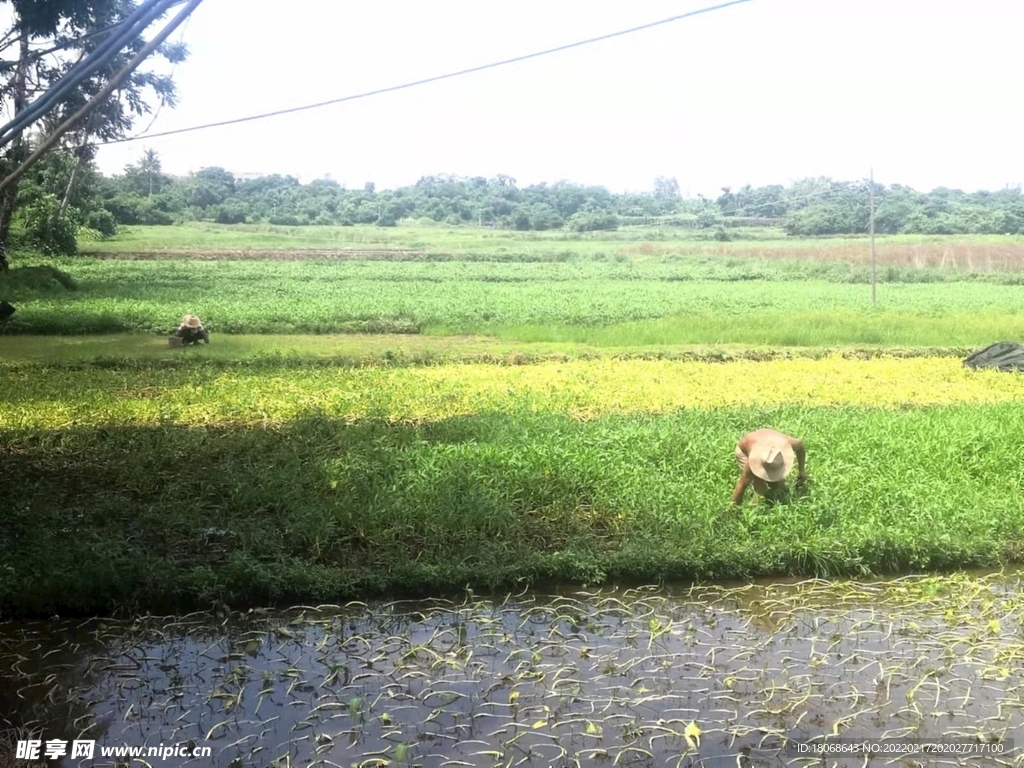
[181,314,202,328]
[747,440,795,482]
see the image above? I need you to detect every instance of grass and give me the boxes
[78,222,1024,263]
[3,401,1024,617]
[4,224,1024,617]
[5,356,1024,428]
[486,310,1024,347]
[4,256,1024,344]
[76,221,793,254]
[0,333,982,366]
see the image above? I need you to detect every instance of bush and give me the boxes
[86,209,118,238]
[785,205,857,236]
[268,214,301,226]
[696,209,718,229]
[104,193,174,226]
[214,204,247,225]
[527,205,564,231]
[565,211,618,232]
[18,194,78,255]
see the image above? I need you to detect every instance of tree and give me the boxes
[653,176,680,200]
[716,187,737,215]
[139,148,163,197]
[0,1,190,266]
[122,148,171,197]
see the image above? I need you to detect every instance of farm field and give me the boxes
[3,224,1024,616]
[5,229,1024,346]
[8,6,1024,761]
[76,220,1024,267]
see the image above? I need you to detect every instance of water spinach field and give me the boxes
[3,224,1024,765]
[3,225,1024,615]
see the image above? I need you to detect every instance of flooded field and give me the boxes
[1,573,1022,768]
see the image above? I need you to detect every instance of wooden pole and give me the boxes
[869,167,876,305]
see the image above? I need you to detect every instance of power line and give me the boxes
[99,0,756,146]
[0,0,182,148]
[3,3,181,69]
[0,0,205,194]
[0,0,191,65]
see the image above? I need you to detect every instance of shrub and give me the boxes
[18,194,78,255]
[214,204,247,225]
[565,211,619,232]
[86,209,118,238]
[696,209,718,229]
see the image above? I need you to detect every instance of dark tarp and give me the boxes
[962,341,1024,372]
[0,300,14,321]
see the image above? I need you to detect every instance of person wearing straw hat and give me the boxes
[169,314,210,346]
[731,428,807,506]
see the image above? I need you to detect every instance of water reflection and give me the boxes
[1,572,1022,767]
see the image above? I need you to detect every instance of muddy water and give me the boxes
[1,572,1022,767]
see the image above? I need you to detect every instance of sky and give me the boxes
[87,0,1024,196]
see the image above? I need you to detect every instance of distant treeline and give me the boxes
[10,146,1024,254]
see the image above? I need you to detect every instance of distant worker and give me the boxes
[732,428,807,506]
[169,314,210,346]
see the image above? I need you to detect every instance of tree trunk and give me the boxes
[59,150,85,217]
[0,29,30,271]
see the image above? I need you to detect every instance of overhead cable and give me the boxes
[101,0,756,145]
[0,0,205,193]
[0,0,180,148]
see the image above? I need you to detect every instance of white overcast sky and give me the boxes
[89,0,1024,196]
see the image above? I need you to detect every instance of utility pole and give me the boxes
[869,166,877,305]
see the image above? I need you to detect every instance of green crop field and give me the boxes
[3,224,1024,617]
[5,234,1024,345]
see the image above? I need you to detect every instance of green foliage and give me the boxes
[22,142,1023,241]
[696,208,718,228]
[85,208,118,237]
[17,193,79,255]
[0,2,191,265]
[784,181,1024,237]
[566,211,619,232]
[6,254,1024,345]
[0,264,78,291]
[213,203,247,225]
[2,402,1023,616]
[92,192,171,225]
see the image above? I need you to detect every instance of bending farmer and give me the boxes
[732,428,806,505]
[170,314,210,346]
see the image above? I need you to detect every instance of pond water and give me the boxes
[1,572,1022,768]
